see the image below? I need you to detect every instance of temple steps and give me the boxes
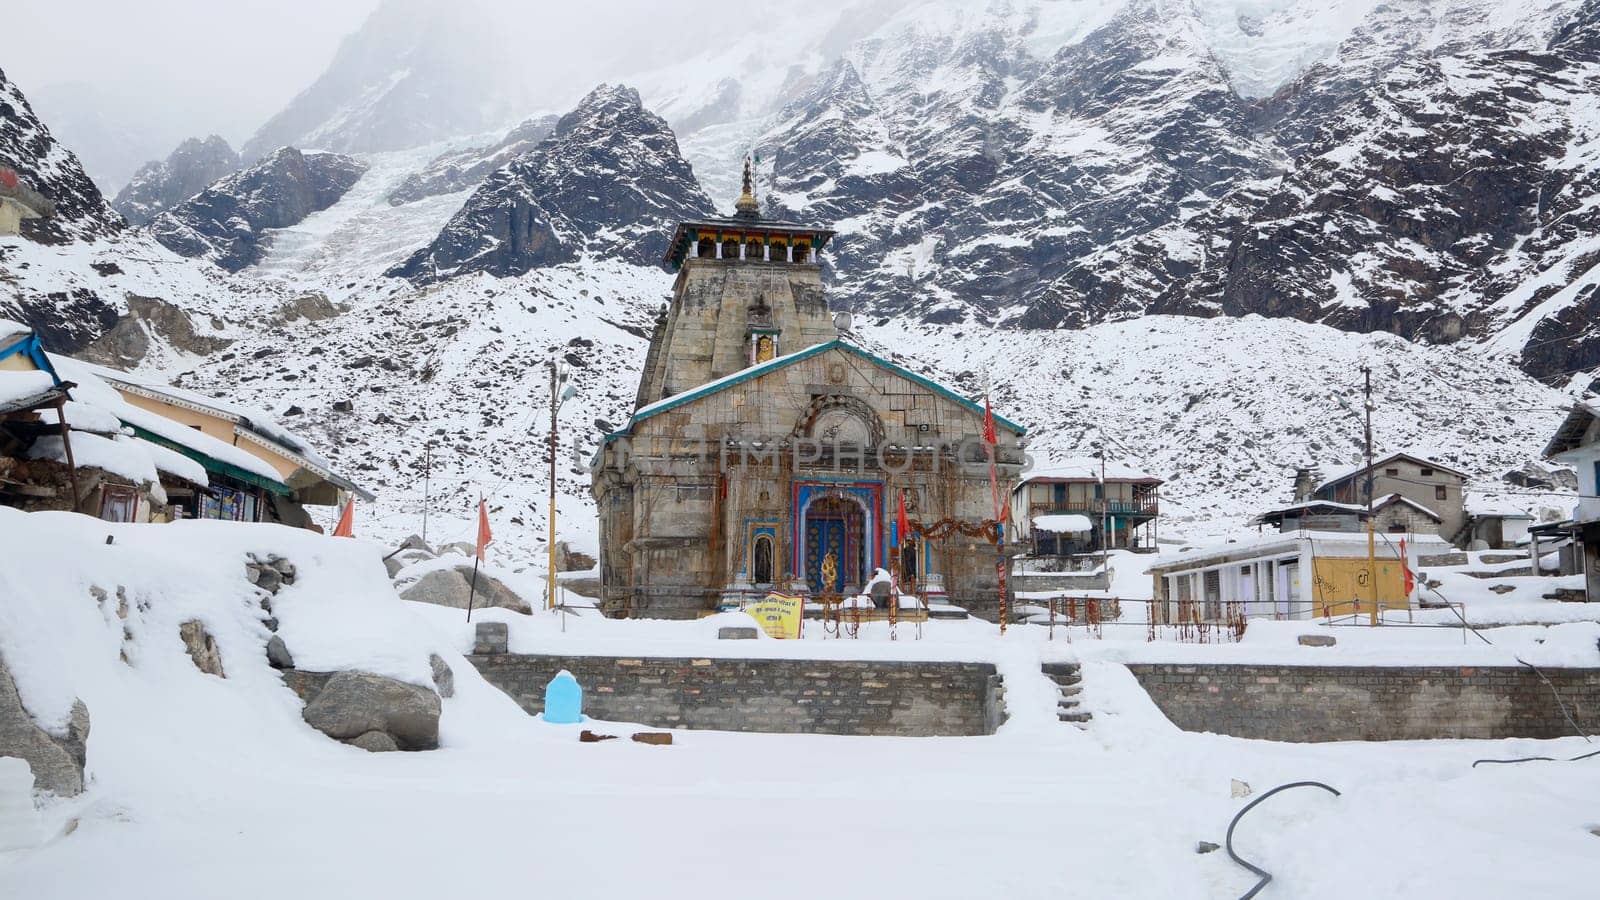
[1042,663,1091,729]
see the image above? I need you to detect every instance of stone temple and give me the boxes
[592,164,1025,619]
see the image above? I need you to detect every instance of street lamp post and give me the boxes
[547,358,577,612]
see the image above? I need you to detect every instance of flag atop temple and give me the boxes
[592,163,1026,619]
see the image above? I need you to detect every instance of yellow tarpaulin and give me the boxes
[743,592,803,639]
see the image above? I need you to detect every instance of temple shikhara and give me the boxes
[592,163,1025,619]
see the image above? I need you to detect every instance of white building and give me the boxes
[1143,531,1451,624]
[1542,401,1600,599]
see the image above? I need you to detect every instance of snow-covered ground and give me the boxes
[3,512,1598,899]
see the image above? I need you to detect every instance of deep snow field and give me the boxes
[2,512,1599,899]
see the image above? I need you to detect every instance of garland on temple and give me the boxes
[910,517,1001,543]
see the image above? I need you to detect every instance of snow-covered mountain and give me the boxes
[112,136,242,227]
[389,86,712,283]
[385,115,557,207]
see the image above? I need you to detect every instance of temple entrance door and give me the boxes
[805,497,867,595]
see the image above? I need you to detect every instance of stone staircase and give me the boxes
[1042,663,1091,727]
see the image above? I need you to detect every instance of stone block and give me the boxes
[717,627,759,640]
[474,622,509,655]
[1297,634,1337,647]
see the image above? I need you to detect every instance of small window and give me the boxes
[1385,467,1399,476]
[1435,485,1447,501]
[1419,467,1434,476]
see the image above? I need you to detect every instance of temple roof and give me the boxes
[662,216,837,270]
[604,339,1026,441]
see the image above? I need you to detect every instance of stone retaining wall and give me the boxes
[1128,663,1600,742]
[467,654,1003,737]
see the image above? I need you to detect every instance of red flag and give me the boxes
[1400,537,1414,597]
[982,395,997,446]
[897,490,909,548]
[332,499,355,537]
[476,496,493,561]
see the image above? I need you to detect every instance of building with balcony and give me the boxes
[1009,454,1162,558]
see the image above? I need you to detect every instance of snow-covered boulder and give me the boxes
[0,658,89,797]
[300,671,441,751]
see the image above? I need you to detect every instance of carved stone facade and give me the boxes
[594,189,1025,619]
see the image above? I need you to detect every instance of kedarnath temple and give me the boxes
[591,163,1026,619]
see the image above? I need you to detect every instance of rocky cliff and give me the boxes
[388,85,712,283]
[0,67,122,243]
[148,147,368,272]
[112,136,242,227]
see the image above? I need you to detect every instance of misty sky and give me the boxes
[9,0,382,140]
[8,0,896,190]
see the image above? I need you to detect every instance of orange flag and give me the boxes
[332,498,355,537]
[476,496,493,561]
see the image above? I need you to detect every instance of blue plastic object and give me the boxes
[543,669,584,724]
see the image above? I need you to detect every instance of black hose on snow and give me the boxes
[1225,781,1342,900]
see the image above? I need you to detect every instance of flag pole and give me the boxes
[982,381,1007,636]
[466,494,484,623]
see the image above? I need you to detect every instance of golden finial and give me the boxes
[735,154,761,219]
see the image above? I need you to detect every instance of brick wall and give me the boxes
[467,654,1003,737]
[1129,664,1600,742]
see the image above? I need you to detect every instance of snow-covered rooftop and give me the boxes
[46,355,286,485]
[1147,530,1454,572]
[0,318,30,346]
[1373,492,1441,521]
[0,370,61,414]
[1032,513,1094,533]
[80,361,331,469]
[1314,451,1466,492]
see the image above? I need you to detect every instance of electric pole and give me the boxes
[1362,365,1378,626]
[1099,443,1110,578]
[421,441,431,546]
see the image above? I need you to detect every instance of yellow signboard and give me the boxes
[1310,557,1408,614]
[743,592,803,639]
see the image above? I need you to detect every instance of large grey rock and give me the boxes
[429,654,454,699]
[301,672,441,751]
[348,730,399,753]
[399,566,531,614]
[0,657,89,796]
[266,635,295,670]
[179,620,225,677]
[253,566,283,594]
